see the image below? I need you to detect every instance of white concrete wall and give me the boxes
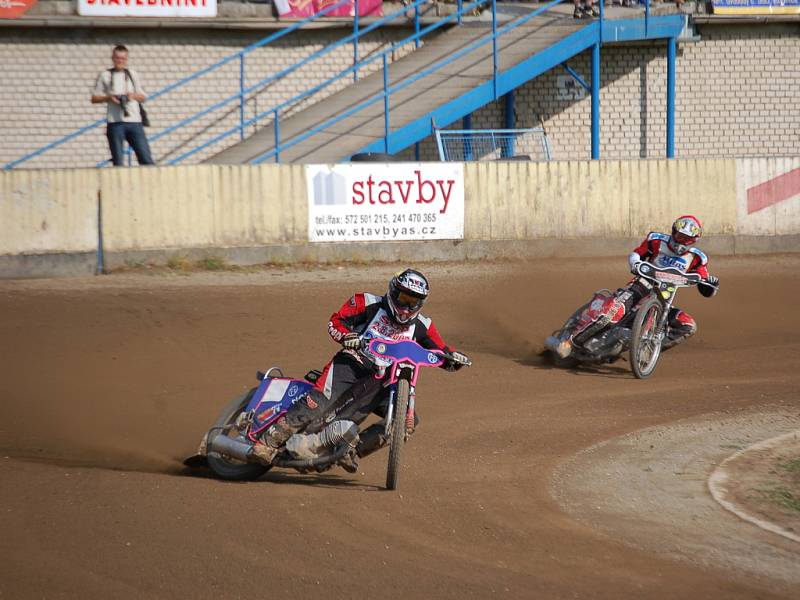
[0,169,99,255]
[100,164,307,251]
[463,159,737,240]
[1,158,797,276]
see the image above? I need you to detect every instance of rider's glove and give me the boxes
[342,333,360,350]
[630,260,643,275]
[444,350,470,372]
[699,274,719,298]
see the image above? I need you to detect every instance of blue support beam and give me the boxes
[667,36,676,158]
[591,42,600,160]
[463,113,473,160]
[357,17,685,159]
[504,91,515,157]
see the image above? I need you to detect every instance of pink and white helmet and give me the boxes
[669,215,703,254]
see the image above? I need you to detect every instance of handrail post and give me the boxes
[354,0,360,82]
[667,36,676,158]
[383,53,390,153]
[491,0,498,99]
[239,54,246,140]
[591,42,600,160]
[457,0,462,25]
[463,113,472,161]
[503,91,514,157]
[274,109,281,163]
[599,0,603,45]
[414,1,420,49]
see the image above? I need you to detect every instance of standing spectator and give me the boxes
[91,45,154,166]
[573,0,599,18]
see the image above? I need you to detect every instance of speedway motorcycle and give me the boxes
[546,262,709,379]
[184,336,470,490]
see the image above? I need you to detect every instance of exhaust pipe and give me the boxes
[273,442,353,469]
[207,432,254,463]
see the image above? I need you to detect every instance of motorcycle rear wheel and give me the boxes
[630,297,664,379]
[385,379,410,491]
[207,388,271,481]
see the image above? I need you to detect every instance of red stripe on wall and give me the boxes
[747,167,800,214]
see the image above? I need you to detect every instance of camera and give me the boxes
[116,94,130,117]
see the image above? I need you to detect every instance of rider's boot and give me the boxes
[337,448,360,473]
[545,334,573,359]
[251,417,295,465]
[662,312,696,352]
[355,423,389,459]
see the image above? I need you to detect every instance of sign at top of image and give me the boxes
[711,0,800,13]
[77,0,217,18]
[0,0,38,19]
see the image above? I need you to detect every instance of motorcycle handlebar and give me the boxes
[356,337,472,368]
[634,262,701,288]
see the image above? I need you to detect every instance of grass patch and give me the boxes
[166,255,192,272]
[778,456,800,474]
[197,256,227,271]
[755,486,800,513]
[720,443,745,451]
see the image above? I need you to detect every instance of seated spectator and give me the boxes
[574,0,599,18]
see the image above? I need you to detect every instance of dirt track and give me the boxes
[1,255,798,599]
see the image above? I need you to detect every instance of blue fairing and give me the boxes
[368,339,444,367]
[246,377,313,433]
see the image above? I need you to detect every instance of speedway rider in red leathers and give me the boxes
[546,215,720,359]
[252,269,470,471]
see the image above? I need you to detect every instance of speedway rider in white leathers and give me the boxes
[546,215,720,359]
[251,269,470,471]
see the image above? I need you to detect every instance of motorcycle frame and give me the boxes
[363,338,446,439]
[382,362,418,439]
[633,263,703,342]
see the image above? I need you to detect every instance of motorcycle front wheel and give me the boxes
[207,388,271,481]
[385,379,410,491]
[629,297,664,379]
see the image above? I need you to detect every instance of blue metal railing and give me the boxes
[5,1,674,169]
[167,0,473,165]
[250,0,574,164]
[245,0,680,163]
[435,127,552,162]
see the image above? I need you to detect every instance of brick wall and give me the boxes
[2,22,799,169]
[0,26,413,168]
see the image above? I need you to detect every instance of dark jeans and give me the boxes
[107,121,154,166]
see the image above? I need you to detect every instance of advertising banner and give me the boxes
[77,0,217,18]
[712,0,800,14]
[306,163,464,242]
[273,0,382,19]
[736,157,800,236]
[0,0,37,18]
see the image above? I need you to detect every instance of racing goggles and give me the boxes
[394,290,424,311]
[672,231,698,246]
